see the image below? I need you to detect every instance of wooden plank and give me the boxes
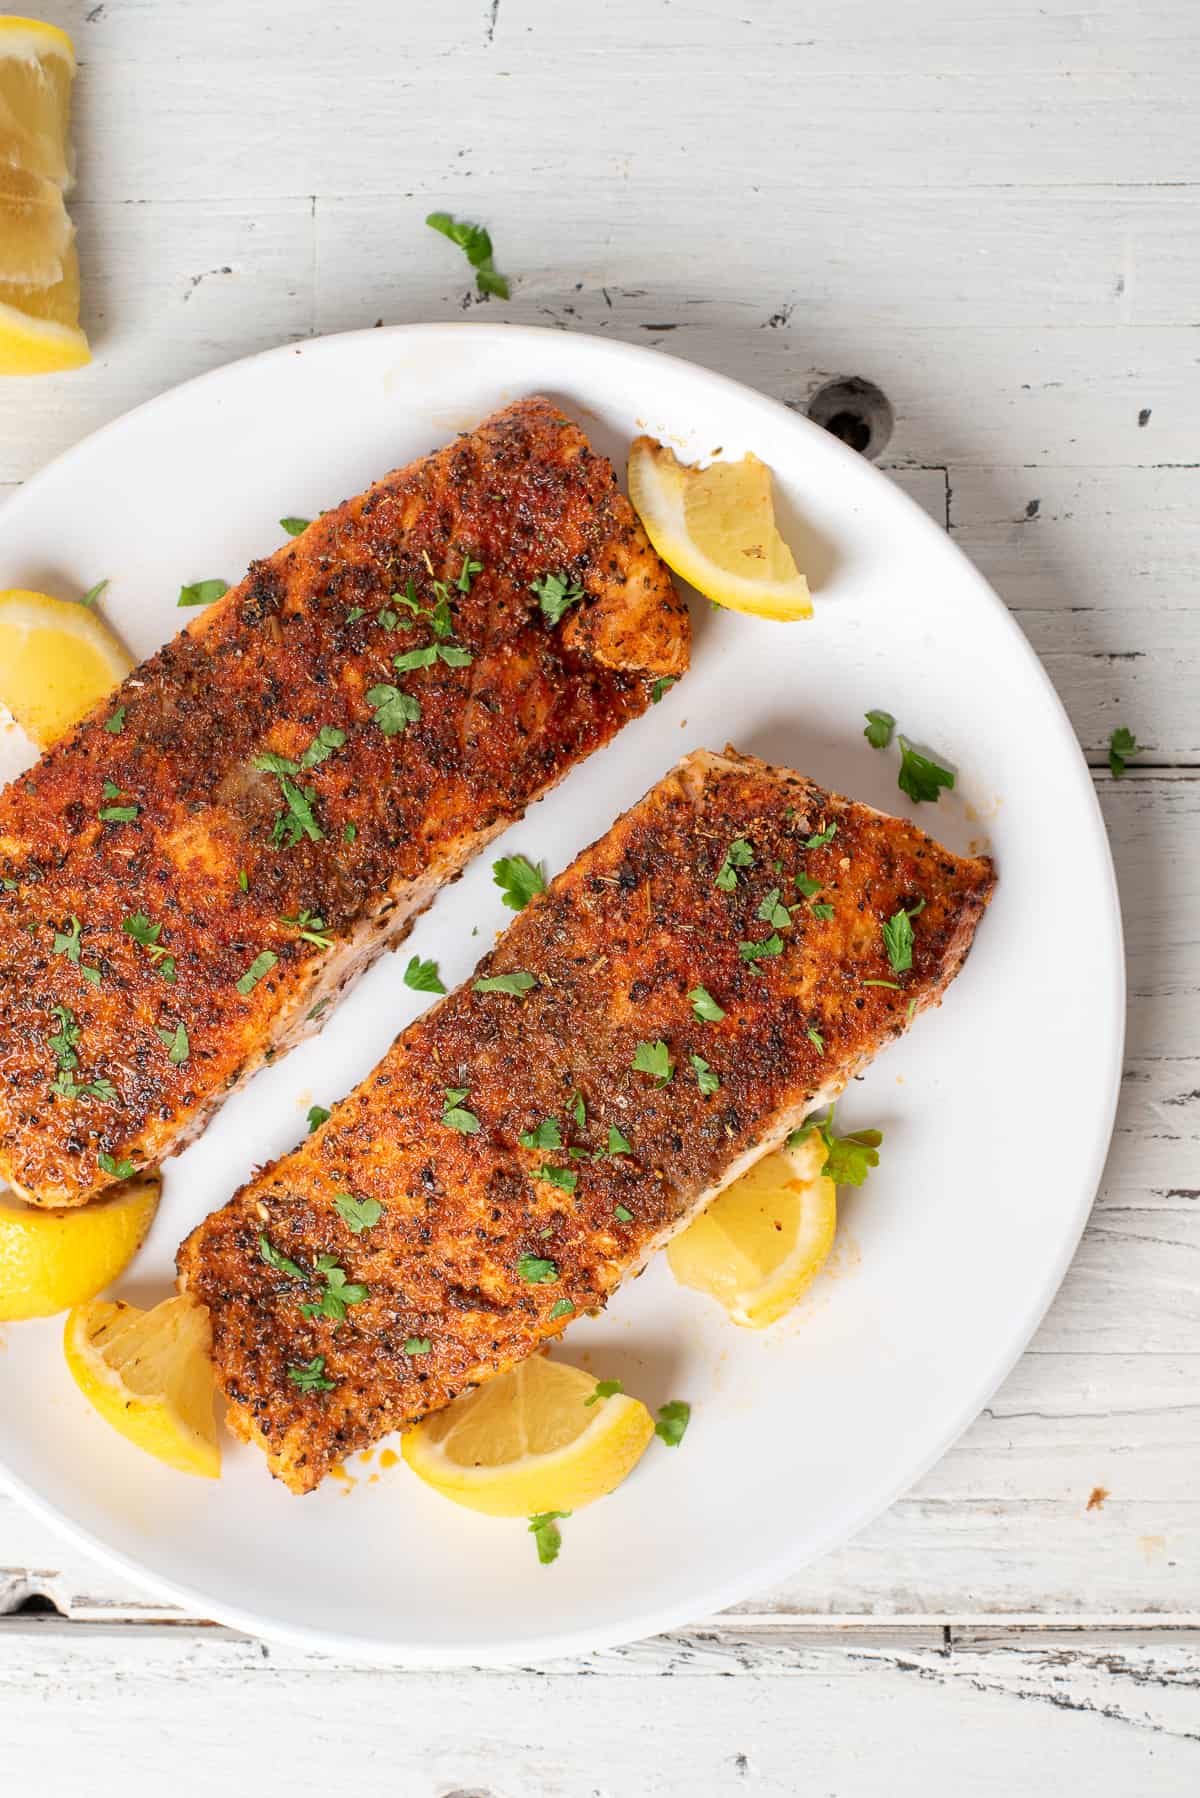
[0,1620,1195,1794]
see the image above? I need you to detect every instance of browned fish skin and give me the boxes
[0,398,688,1206]
[178,748,995,1494]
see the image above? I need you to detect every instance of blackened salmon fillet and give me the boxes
[0,397,688,1205]
[178,747,995,1493]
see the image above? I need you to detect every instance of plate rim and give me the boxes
[0,321,1125,1665]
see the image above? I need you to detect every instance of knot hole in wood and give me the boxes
[806,377,894,460]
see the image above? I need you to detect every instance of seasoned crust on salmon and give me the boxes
[178,747,995,1494]
[0,397,688,1206]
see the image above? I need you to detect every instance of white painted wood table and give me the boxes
[1,1,1197,1789]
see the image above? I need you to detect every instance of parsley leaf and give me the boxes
[897,736,955,805]
[457,555,483,592]
[280,516,310,537]
[425,211,510,300]
[739,933,784,963]
[864,709,896,749]
[585,1379,623,1407]
[520,1118,562,1152]
[53,915,101,984]
[546,1299,573,1323]
[474,970,537,997]
[614,1202,634,1222]
[793,869,821,899]
[177,578,228,608]
[803,821,838,850]
[259,1234,307,1282]
[632,1039,673,1085]
[532,1164,578,1194]
[288,1356,335,1393]
[98,781,138,824]
[442,1087,480,1134]
[492,854,546,912]
[688,984,725,1023]
[404,1336,432,1355]
[104,705,126,735]
[297,725,345,769]
[715,837,754,891]
[789,1108,882,1186]
[531,571,585,626]
[571,1090,586,1130]
[97,1151,135,1180]
[690,1052,720,1096]
[757,886,794,929]
[334,1191,383,1234]
[236,950,277,996]
[366,683,421,736]
[301,1254,368,1324]
[79,579,108,608]
[47,1003,81,1071]
[306,1104,331,1133]
[528,1510,569,1565]
[655,1400,691,1448]
[280,908,334,949]
[608,1126,633,1157]
[404,954,446,994]
[517,1253,559,1284]
[1109,725,1140,778]
[807,1026,825,1055]
[156,1020,190,1064]
[881,901,923,976]
[651,675,677,704]
[392,645,439,673]
[810,901,835,922]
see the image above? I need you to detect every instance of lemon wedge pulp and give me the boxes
[0,1175,159,1321]
[401,1355,654,1517]
[0,587,131,745]
[0,16,88,374]
[64,1293,221,1479]
[667,1131,837,1328]
[627,437,812,621]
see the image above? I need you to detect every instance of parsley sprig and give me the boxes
[425,211,510,299]
[789,1106,882,1186]
[531,571,585,626]
[493,854,546,912]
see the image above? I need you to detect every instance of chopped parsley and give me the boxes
[79,579,108,608]
[104,705,126,735]
[608,1126,633,1157]
[810,902,835,922]
[404,1336,432,1356]
[474,970,537,997]
[298,725,346,769]
[493,854,546,911]
[793,869,821,899]
[334,1192,383,1234]
[280,516,310,537]
[739,932,784,963]
[651,675,678,704]
[688,984,725,1023]
[259,1234,307,1281]
[306,1104,331,1133]
[803,821,838,850]
[690,1052,720,1096]
[715,837,754,891]
[97,1151,135,1179]
[156,1020,189,1064]
[288,1356,336,1393]
[177,578,228,608]
[442,1087,480,1134]
[301,1255,368,1324]
[864,709,896,749]
[404,954,446,994]
[881,899,924,976]
[528,1510,569,1565]
[807,1026,825,1055]
[614,1202,634,1222]
[392,640,472,672]
[571,1090,586,1130]
[520,1118,562,1152]
[756,886,794,929]
[98,780,138,824]
[632,1039,673,1084]
[280,908,334,949]
[123,911,176,984]
[531,570,585,626]
[532,1165,577,1194]
[517,1253,559,1284]
[366,683,421,736]
[425,211,510,299]
[236,950,277,996]
[548,1298,574,1321]
[585,1379,623,1406]
[457,555,483,592]
[343,822,357,844]
[897,736,955,805]
[53,915,101,985]
[45,1004,114,1100]
[1109,725,1140,778]
[655,1400,691,1448]
[789,1106,882,1186]
[237,869,249,892]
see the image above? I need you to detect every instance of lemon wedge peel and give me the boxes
[627,437,812,622]
[401,1355,654,1517]
[667,1133,837,1329]
[0,17,88,373]
[0,587,131,745]
[63,1293,221,1479]
[0,1175,159,1321]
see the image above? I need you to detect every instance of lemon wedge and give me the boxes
[63,1293,221,1479]
[0,17,88,374]
[0,587,131,745]
[667,1132,836,1328]
[0,1175,159,1321]
[401,1355,653,1517]
[627,436,812,621]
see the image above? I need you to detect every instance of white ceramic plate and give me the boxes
[0,325,1122,1665]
